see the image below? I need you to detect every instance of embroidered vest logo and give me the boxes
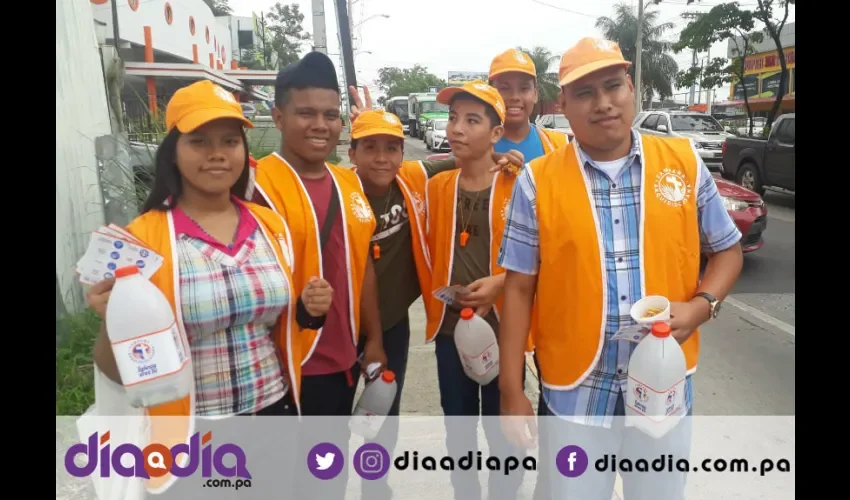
[350,192,375,223]
[500,197,510,222]
[654,168,692,207]
[410,191,426,217]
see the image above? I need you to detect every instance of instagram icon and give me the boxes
[353,443,391,480]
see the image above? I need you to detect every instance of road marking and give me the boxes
[767,210,795,223]
[725,297,795,337]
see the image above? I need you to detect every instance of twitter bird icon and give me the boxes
[307,443,344,479]
[316,452,335,470]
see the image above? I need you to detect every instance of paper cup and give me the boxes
[630,295,671,324]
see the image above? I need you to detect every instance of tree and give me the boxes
[375,65,446,102]
[678,0,794,129]
[265,3,312,69]
[237,12,276,70]
[675,57,730,108]
[752,0,794,127]
[203,0,232,16]
[596,3,679,105]
[515,46,559,122]
[673,3,764,135]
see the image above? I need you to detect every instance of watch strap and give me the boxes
[695,292,719,318]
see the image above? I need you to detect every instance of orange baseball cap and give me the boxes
[558,38,632,86]
[350,110,405,140]
[489,48,537,80]
[436,80,506,124]
[165,80,253,133]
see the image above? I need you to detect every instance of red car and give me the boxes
[424,153,767,253]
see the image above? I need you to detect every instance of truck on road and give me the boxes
[408,93,448,139]
[721,113,795,195]
[384,96,410,135]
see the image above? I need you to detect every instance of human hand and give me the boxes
[301,277,333,317]
[361,340,387,379]
[348,85,374,124]
[456,276,503,316]
[668,299,710,343]
[86,278,115,319]
[500,390,537,449]
[490,149,525,175]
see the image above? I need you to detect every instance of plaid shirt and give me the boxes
[177,228,290,416]
[498,130,741,428]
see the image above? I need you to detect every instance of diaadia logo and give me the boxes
[64,431,251,480]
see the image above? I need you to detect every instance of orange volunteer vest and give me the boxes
[531,134,703,390]
[539,127,569,153]
[353,160,433,308]
[124,202,301,494]
[424,169,536,353]
[249,153,376,364]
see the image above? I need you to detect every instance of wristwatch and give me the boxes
[695,292,721,319]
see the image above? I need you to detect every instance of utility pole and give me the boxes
[681,11,704,106]
[697,57,704,104]
[704,46,712,109]
[335,0,357,117]
[348,0,355,51]
[634,0,644,113]
[689,49,697,105]
[311,0,328,54]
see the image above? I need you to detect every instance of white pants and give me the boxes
[544,395,693,500]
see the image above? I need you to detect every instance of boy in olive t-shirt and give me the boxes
[425,81,526,500]
[346,105,523,500]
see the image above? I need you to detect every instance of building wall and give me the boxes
[58,0,112,311]
[726,22,795,102]
[727,22,795,58]
[90,0,233,68]
[729,46,795,101]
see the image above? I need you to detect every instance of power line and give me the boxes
[530,0,602,18]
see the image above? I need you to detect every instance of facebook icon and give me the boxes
[556,445,589,477]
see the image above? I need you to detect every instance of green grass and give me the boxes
[56,310,100,416]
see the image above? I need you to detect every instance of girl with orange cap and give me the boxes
[86,80,332,497]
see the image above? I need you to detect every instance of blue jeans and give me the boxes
[356,315,411,500]
[545,393,693,500]
[434,334,525,500]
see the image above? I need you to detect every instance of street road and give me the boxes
[396,135,795,418]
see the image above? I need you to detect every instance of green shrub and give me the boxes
[56,310,100,415]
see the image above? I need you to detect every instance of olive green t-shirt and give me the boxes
[368,159,456,331]
[438,187,499,336]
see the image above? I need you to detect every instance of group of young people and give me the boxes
[85,36,744,500]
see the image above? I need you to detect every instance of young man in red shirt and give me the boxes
[248,51,386,499]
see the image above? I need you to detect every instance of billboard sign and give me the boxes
[447,71,489,85]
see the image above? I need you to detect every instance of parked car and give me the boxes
[736,117,766,137]
[634,111,734,172]
[721,113,795,195]
[425,118,450,152]
[425,152,768,254]
[535,114,574,141]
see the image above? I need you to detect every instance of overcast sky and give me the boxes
[234,0,795,104]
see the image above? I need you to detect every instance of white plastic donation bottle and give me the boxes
[454,308,499,385]
[626,322,687,439]
[350,370,398,439]
[105,265,192,408]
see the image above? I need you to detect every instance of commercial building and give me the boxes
[714,22,795,118]
[89,0,277,137]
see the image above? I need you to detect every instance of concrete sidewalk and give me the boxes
[352,298,626,499]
